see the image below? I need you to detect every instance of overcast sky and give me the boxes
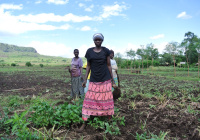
[0,0,200,58]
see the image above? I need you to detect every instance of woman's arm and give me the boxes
[80,67,83,79]
[79,58,84,79]
[82,61,91,87]
[107,56,116,88]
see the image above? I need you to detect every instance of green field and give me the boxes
[0,65,199,140]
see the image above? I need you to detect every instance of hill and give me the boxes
[0,43,37,53]
[0,42,72,65]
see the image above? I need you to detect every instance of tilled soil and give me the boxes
[0,72,199,140]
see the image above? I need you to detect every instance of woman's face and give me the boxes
[74,50,79,57]
[110,53,114,59]
[94,38,103,47]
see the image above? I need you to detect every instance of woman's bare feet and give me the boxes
[76,123,86,133]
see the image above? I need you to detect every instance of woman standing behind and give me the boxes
[69,49,84,99]
[78,33,116,131]
[82,61,91,94]
[110,50,118,91]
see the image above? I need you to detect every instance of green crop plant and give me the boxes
[8,96,24,108]
[188,94,200,102]
[140,119,147,131]
[32,125,61,140]
[87,109,125,136]
[149,104,156,109]
[187,105,200,115]
[5,110,40,139]
[88,116,123,135]
[129,101,136,110]
[135,131,168,140]
[0,107,12,134]
[29,101,55,127]
[29,99,83,128]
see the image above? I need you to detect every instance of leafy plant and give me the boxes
[149,104,156,109]
[29,99,83,127]
[29,101,56,127]
[5,110,40,139]
[135,131,168,140]
[8,96,23,108]
[88,114,125,135]
[0,107,11,134]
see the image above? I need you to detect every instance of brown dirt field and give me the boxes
[0,72,199,140]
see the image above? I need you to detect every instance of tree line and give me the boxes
[115,31,200,69]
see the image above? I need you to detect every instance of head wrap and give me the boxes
[93,33,104,41]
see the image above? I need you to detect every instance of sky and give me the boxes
[0,0,200,58]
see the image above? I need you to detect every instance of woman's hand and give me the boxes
[82,80,87,88]
[112,80,117,89]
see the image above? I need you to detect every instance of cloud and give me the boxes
[78,3,94,12]
[80,26,91,31]
[0,3,127,35]
[150,34,165,40]
[79,3,85,7]
[100,3,127,19]
[77,44,93,57]
[47,0,69,5]
[105,43,139,59]
[0,4,92,34]
[28,41,73,57]
[85,5,94,12]
[17,13,92,23]
[177,12,192,19]
[154,42,168,54]
[0,12,71,34]
[35,1,42,4]
[0,4,23,11]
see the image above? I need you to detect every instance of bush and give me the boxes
[11,63,17,67]
[39,64,44,68]
[25,62,32,67]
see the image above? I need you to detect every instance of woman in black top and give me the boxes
[78,33,116,132]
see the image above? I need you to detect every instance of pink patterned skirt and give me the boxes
[82,79,114,121]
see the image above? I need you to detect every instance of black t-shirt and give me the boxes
[85,47,111,82]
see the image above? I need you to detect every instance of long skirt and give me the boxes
[71,76,84,98]
[82,79,114,121]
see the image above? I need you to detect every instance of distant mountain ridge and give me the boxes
[0,43,37,53]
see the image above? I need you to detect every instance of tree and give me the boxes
[160,53,173,65]
[181,31,199,76]
[39,64,44,68]
[181,31,198,64]
[26,62,32,67]
[195,38,200,78]
[165,42,179,77]
[126,49,136,60]
[144,43,159,73]
[126,49,136,71]
[11,63,16,67]
[115,52,123,67]
[136,45,145,73]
